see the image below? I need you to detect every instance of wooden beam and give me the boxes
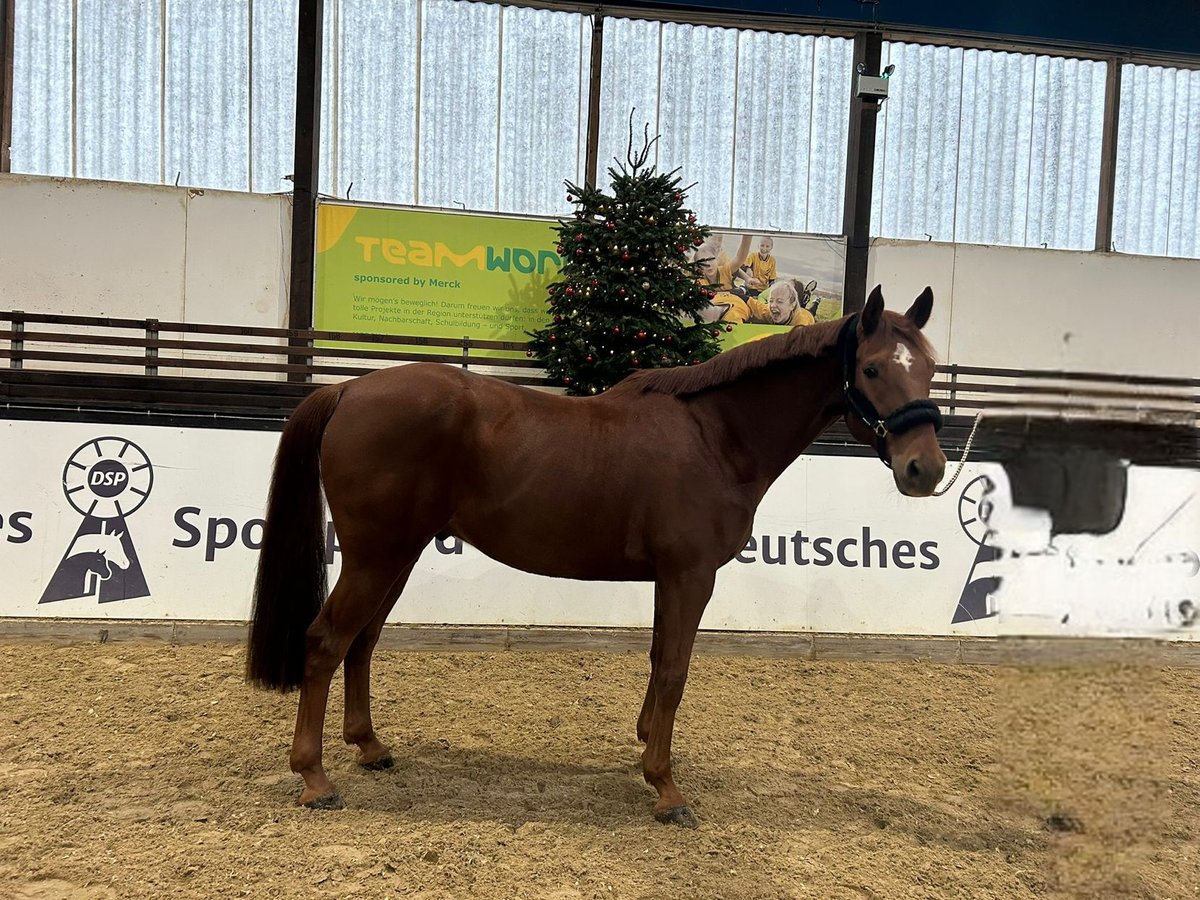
[1094,58,1122,252]
[841,31,883,315]
[584,13,604,188]
[0,0,16,172]
[287,0,325,382]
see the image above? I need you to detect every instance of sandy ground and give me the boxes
[0,639,1195,899]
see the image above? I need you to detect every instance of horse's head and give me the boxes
[840,285,946,497]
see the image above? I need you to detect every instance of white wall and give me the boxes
[868,239,1200,378]
[0,174,291,329]
[3,175,1194,380]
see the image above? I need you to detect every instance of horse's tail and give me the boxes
[246,383,344,691]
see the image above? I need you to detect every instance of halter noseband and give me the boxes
[837,314,943,466]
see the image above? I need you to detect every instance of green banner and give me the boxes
[314,203,845,361]
[314,203,562,355]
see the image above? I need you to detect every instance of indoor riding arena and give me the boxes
[0,2,1197,898]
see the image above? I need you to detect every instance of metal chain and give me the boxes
[932,411,985,497]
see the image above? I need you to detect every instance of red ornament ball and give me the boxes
[567,194,574,202]
[549,334,557,342]
[622,252,630,260]
[632,359,640,367]
[636,331,646,340]
[575,233,584,241]
[525,350,533,358]
[565,286,575,296]
[564,376,573,385]
[613,326,621,334]
[618,288,626,297]
[586,354,593,363]
[575,249,584,257]
[725,325,733,332]
[693,237,703,247]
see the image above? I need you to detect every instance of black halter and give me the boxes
[837,314,943,466]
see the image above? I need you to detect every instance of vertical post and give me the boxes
[583,13,604,189]
[145,319,159,376]
[10,310,23,369]
[0,0,16,173]
[841,31,883,315]
[948,365,958,418]
[461,336,470,370]
[1094,59,1122,253]
[287,0,324,383]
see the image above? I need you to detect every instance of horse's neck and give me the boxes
[689,351,842,487]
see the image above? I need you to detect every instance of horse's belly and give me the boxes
[448,502,655,582]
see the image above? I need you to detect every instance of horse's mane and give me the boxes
[617,313,936,398]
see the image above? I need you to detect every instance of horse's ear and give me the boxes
[905,286,934,329]
[861,285,884,335]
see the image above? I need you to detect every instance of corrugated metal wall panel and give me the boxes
[75,0,163,183]
[10,0,72,176]
[1114,64,1200,258]
[165,0,251,191]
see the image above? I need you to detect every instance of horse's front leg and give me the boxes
[291,558,404,809]
[641,566,715,828]
[342,560,417,770]
[636,596,663,743]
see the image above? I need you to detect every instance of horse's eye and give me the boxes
[863,364,879,379]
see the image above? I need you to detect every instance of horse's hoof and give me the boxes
[302,792,345,811]
[654,805,699,829]
[360,753,395,772]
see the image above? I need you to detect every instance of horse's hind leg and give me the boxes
[342,559,417,770]
[289,553,413,809]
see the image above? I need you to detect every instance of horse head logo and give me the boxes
[39,437,153,605]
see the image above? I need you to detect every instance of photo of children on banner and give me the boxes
[692,233,823,327]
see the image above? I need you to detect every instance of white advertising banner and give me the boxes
[0,420,1195,640]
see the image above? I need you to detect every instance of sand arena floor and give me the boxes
[0,639,1195,899]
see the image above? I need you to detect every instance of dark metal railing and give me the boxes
[0,311,1196,464]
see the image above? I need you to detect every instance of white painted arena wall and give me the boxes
[4,173,1197,378]
[0,173,1197,641]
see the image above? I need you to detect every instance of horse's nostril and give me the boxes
[906,458,922,481]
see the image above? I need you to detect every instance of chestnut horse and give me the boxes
[246,285,947,827]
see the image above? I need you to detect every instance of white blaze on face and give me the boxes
[892,341,914,372]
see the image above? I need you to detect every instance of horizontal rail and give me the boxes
[0,312,1196,447]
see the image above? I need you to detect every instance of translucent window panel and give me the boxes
[166,0,251,191]
[1023,56,1105,249]
[872,42,964,242]
[1114,65,1200,258]
[874,43,1105,250]
[597,17,661,185]
[656,22,739,227]
[417,0,501,210]
[955,50,1035,247]
[11,0,73,175]
[497,6,590,216]
[250,0,298,193]
[335,0,418,206]
[319,0,337,198]
[75,0,163,183]
[731,32,852,234]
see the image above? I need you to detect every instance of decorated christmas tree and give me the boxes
[528,127,723,395]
